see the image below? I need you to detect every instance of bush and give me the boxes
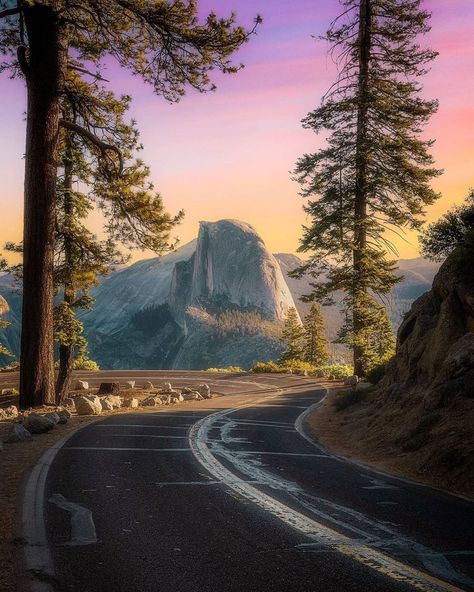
[333,389,366,411]
[72,357,100,371]
[205,366,245,373]
[252,361,282,373]
[312,364,353,379]
[279,359,317,373]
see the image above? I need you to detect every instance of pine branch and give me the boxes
[59,119,123,174]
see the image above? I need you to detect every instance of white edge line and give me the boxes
[295,390,474,505]
[188,390,465,592]
[19,418,102,592]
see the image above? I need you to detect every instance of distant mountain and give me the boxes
[82,220,297,369]
[0,223,439,369]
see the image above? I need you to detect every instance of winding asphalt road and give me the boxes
[19,372,474,592]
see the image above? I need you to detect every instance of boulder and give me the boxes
[57,410,71,424]
[141,396,163,407]
[143,381,154,390]
[2,405,19,419]
[123,398,139,409]
[181,387,194,395]
[43,412,60,425]
[75,395,102,416]
[170,394,184,404]
[162,382,176,394]
[126,380,136,389]
[98,382,120,395]
[196,384,212,399]
[100,398,114,411]
[75,380,89,390]
[344,375,359,388]
[3,423,32,443]
[25,413,55,434]
[182,391,201,401]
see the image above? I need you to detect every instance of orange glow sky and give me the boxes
[1,0,473,262]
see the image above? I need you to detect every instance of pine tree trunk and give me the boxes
[55,134,75,404]
[353,0,371,377]
[19,4,68,409]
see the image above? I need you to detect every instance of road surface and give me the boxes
[18,372,474,592]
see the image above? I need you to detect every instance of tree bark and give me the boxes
[55,133,75,404]
[353,0,371,377]
[19,4,68,408]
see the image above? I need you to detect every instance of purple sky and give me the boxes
[1,0,473,260]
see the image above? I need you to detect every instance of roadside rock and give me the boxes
[123,398,139,409]
[43,412,60,425]
[98,382,120,395]
[162,382,177,394]
[62,398,75,409]
[143,381,154,389]
[126,380,136,389]
[196,384,212,399]
[75,380,89,390]
[2,405,19,419]
[170,394,184,404]
[141,396,163,407]
[75,395,102,416]
[25,413,55,434]
[3,422,32,443]
[181,391,201,401]
[100,397,114,411]
[344,375,359,388]
[57,410,71,424]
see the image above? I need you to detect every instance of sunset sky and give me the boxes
[1,0,473,261]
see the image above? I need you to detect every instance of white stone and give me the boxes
[102,395,123,409]
[123,398,139,409]
[181,391,200,401]
[126,380,136,389]
[75,395,102,416]
[75,380,89,390]
[2,405,18,419]
[162,382,176,394]
[100,397,114,411]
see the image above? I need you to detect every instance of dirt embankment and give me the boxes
[307,387,474,499]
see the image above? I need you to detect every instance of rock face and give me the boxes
[381,257,474,407]
[81,220,297,369]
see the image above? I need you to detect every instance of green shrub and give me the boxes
[72,357,100,371]
[333,389,366,411]
[279,359,317,373]
[252,361,282,373]
[205,366,245,373]
[312,364,353,379]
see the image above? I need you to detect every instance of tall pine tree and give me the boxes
[279,307,304,363]
[302,304,329,366]
[293,0,440,376]
[0,1,259,407]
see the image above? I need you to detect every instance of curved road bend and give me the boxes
[21,373,474,592]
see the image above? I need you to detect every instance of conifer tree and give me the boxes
[302,303,329,366]
[293,0,440,376]
[0,1,259,407]
[0,255,12,358]
[279,307,304,363]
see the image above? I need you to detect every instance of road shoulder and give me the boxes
[303,387,474,500]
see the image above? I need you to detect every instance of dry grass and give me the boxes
[307,387,474,499]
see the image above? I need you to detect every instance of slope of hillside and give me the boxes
[307,254,473,496]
